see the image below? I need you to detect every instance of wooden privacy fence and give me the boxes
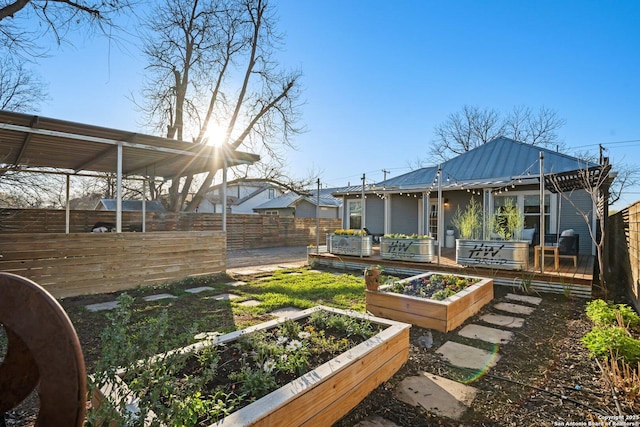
[608,201,640,313]
[0,209,341,250]
[0,231,226,298]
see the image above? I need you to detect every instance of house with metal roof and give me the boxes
[194,180,286,214]
[332,137,604,256]
[253,188,342,218]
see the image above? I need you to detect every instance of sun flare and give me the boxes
[205,123,227,147]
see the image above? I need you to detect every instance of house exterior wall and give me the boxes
[294,200,339,219]
[197,184,285,214]
[556,189,593,255]
[389,195,419,235]
[364,196,384,234]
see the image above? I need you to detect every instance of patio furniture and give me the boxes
[534,244,560,270]
[544,230,579,267]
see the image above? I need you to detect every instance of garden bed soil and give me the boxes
[4,270,636,427]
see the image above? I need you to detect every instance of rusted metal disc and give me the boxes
[0,272,86,426]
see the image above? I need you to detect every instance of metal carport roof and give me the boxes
[0,110,259,178]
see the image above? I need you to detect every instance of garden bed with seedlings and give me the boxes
[366,272,494,332]
[3,267,640,426]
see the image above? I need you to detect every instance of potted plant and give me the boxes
[453,197,529,270]
[327,229,372,257]
[380,233,435,262]
[364,265,382,291]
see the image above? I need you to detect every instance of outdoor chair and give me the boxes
[544,230,579,267]
[363,227,383,244]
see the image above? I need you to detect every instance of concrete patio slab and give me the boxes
[395,372,477,420]
[184,286,215,294]
[505,293,542,305]
[238,299,261,307]
[269,307,303,318]
[458,324,514,344]
[436,341,500,370]
[143,293,178,302]
[493,302,535,315]
[85,300,119,312]
[480,313,525,328]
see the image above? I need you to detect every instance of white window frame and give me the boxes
[489,190,557,234]
[347,199,362,229]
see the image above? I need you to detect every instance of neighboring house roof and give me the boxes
[203,180,280,206]
[336,137,598,194]
[253,188,342,210]
[96,199,167,212]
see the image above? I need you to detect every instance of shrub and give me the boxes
[585,299,640,328]
[581,326,640,365]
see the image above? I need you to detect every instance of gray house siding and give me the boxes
[390,195,419,235]
[365,197,385,234]
[555,189,593,255]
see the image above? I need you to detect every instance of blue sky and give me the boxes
[33,0,640,209]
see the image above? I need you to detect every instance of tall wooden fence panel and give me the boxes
[608,201,640,312]
[0,231,226,298]
[0,209,341,250]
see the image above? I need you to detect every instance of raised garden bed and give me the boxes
[366,272,493,332]
[327,233,372,257]
[93,305,410,426]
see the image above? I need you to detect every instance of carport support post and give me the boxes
[65,174,70,234]
[316,178,320,254]
[116,143,123,233]
[222,158,227,232]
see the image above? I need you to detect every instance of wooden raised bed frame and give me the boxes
[366,272,494,333]
[94,305,410,426]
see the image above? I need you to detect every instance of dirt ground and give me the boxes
[2,247,635,426]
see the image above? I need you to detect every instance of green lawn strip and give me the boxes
[232,269,366,315]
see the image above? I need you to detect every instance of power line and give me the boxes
[571,139,640,150]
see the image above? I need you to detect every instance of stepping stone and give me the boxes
[395,372,477,420]
[506,293,542,305]
[85,300,119,312]
[210,293,240,301]
[284,271,302,276]
[224,280,246,287]
[239,299,261,307]
[493,302,535,315]
[354,416,400,427]
[480,313,525,328]
[270,306,303,318]
[184,286,214,294]
[458,324,514,344]
[143,293,178,302]
[194,331,221,340]
[436,341,500,371]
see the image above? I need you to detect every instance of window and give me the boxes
[268,188,275,199]
[347,199,362,229]
[264,210,279,215]
[523,194,551,233]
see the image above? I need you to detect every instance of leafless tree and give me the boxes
[136,0,303,211]
[547,161,613,296]
[429,105,565,162]
[0,0,132,57]
[0,57,48,111]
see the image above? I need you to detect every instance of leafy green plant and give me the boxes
[383,233,432,239]
[491,197,525,240]
[333,229,366,236]
[585,299,640,328]
[451,197,483,239]
[581,326,640,364]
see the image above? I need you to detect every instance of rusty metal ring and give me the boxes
[0,272,86,426]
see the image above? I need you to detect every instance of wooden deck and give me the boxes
[309,246,595,298]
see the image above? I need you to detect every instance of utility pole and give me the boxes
[382,169,389,181]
